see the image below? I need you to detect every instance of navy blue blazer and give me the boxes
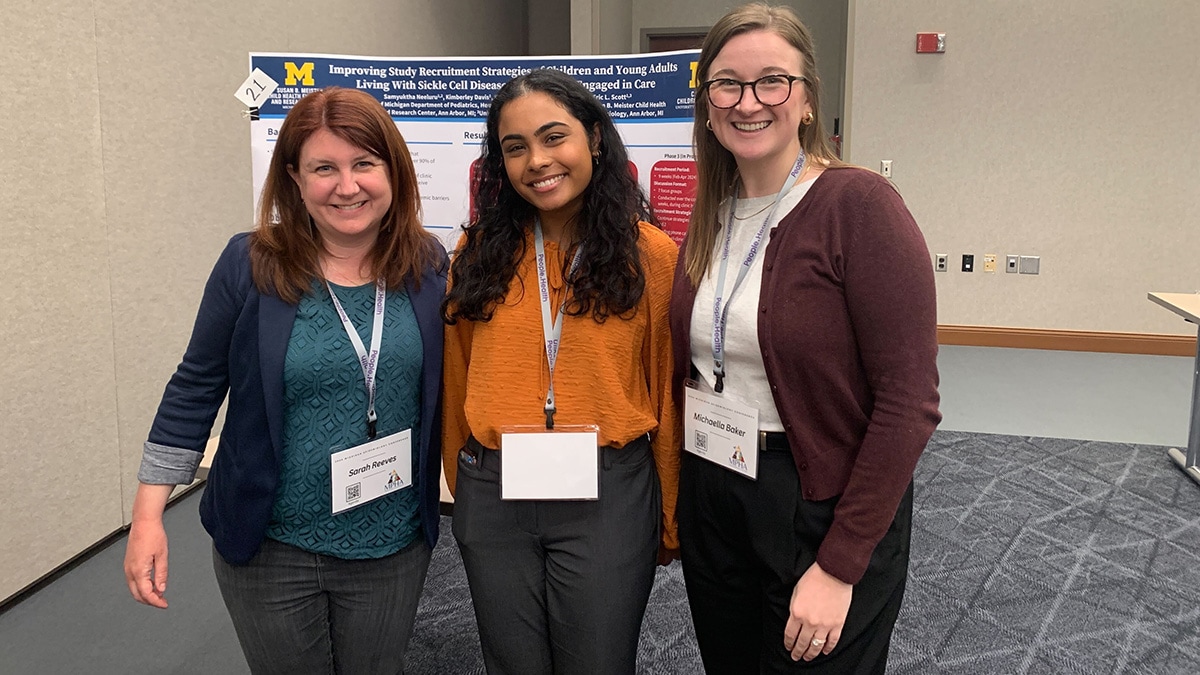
[148,232,447,565]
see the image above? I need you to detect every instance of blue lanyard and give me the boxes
[326,279,386,439]
[533,219,583,429]
[710,151,806,393]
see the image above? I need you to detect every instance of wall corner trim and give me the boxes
[937,325,1197,357]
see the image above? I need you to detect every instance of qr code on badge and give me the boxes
[346,482,361,502]
[694,430,708,452]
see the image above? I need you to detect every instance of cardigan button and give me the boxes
[800,462,808,470]
[760,307,767,313]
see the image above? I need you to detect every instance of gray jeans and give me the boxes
[212,536,431,674]
[452,434,661,675]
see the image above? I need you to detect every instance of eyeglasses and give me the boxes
[702,74,806,109]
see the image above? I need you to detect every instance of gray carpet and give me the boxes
[406,431,1200,674]
[892,431,1200,674]
[3,431,1199,674]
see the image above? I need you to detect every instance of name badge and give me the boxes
[684,382,759,479]
[330,429,412,514]
[500,426,599,500]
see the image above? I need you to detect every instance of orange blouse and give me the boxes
[442,221,681,549]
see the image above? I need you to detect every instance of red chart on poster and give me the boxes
[649,160,697,244]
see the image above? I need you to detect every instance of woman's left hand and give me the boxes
[783,562,851,661]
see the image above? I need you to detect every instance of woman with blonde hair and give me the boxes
[671,4,941,672]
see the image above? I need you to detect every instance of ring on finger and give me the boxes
[810,638,826,647]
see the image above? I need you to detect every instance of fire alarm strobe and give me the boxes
[916,32,945,54]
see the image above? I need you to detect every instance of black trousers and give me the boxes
[452,435,661,675]
[678,448,913,674]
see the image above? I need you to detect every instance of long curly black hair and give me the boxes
[443,68,655,324]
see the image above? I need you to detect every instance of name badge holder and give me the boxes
[330,429,413,514]
[500,424,601,500]
[683,379,760,479]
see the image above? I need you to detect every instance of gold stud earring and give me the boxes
[802,111,814,126]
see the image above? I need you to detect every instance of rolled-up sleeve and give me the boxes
[137,441,204,485]
[140,234,249,485]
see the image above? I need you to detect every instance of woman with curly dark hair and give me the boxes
[442,68,680,674]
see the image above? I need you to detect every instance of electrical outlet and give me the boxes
[1005,255,1019,273]
[983,254,997,272]
[934,254,948,272]
[961,254,974,272]
[1019,255,1040,275]
[880,160,893,178]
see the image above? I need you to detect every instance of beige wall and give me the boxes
[847,0,1200,334]
[0,0,525,603]
[0,0,125,607]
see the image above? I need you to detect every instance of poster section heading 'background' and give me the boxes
[248,52,700,244]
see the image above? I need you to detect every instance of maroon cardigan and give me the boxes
[670,167,941,585]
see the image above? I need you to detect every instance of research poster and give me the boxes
[247,51,701,247]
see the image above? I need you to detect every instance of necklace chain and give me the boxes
[732,200,773,221]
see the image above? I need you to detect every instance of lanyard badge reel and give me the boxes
[687,151,806,480]
[325,280,414,514]
[499,220,600,501]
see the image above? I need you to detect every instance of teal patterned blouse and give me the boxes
[266,280,423,559]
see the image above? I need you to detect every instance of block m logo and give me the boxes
[284,62,315,86]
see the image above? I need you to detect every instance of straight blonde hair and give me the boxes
[685,3,844,286]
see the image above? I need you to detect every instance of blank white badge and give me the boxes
[500,430,599,500]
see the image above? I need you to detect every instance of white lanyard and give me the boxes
[325,279,386,439]
[534,219,583,429]
[711,150,806,393]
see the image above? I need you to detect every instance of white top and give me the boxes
[689,177,817,431]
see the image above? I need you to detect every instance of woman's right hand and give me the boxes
[124,518,169,608]
[124,483,175,608]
